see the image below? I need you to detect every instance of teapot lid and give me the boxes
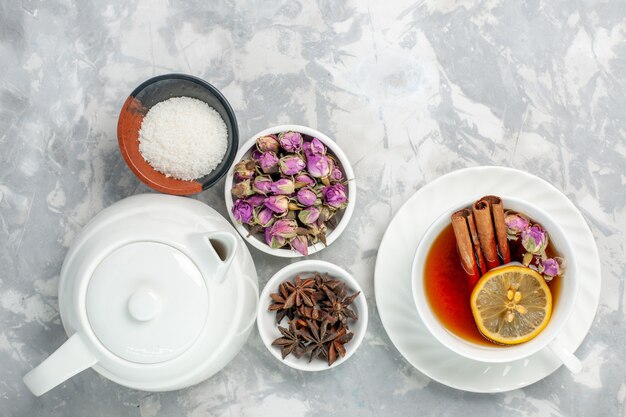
[86,241,208,364]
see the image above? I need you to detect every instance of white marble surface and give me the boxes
[1,0,625,416]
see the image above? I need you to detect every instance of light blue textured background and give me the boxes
[1,0,625,416]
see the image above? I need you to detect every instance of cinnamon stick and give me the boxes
[481,195,511,263]
[451,209,483,288]
[472,200,500,270]
[466,210,487,276]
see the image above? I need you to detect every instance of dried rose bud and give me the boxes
[306,154,331,178]
[255,152,279,173]
[256,135,280,153]
[298,206,321,224]
[330,167,343,182]
[265,227,286,249]
[271,219,298,239]
[540,258,560,277]
[253,175,273,194]
[232,180,253,199]
[318,205,334,222]
[278,131,303,153]
[505,211,530,236]
[279,155,306,175]
[271,178,295,195]
[232,199,253,224]
[254,207,275,228]
[265,195,289,214]
[234,160,256,181]
[294,173,316,188]
[521,224,549,254]
[322,183,348,209]
[304,138,326,157]
[289,235,309,256]
[247,194,266,207]
[296,187,317,206]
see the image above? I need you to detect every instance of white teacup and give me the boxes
[412,196,582,372]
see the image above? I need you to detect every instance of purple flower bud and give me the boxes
[247,194,266,207]
[505,212,530,235]
[234,160,256,181]
[270,178,295,195]
[296,187,317,206]
[294,173,316,188]
[231,180,253,199]
[271,219,298,239]
[252,175,273,194]
[521,224,549,254]
[298,206,321,224]
[541,258,559,277]
[256,135,280,153]
[232,199,253,224]
[255,152,279,173]
[290,235,309,256]
[330,167,343,182]
[279,155,306,175]
[265,195,289,214]
[304,138,326,157]
[265,227,286,249]
[306,154,331,178]
[279,131,303,152]
[322,183,348,209]
[254,207,275,227]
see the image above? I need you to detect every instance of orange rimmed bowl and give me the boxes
[117,74,239,195]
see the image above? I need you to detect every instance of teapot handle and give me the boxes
[192,231,238,285]
[23,333,97,396]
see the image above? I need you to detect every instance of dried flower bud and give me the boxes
[296,187,317,206]
[232,180,253,199]
[330,167,343,182]
[521,224,549,254]
[306,154,331,178]
[279,155,306,175]
[271,219,298,239]
[540,258,560,277]
[247,194,266,207]
[255,151,279,173]
[265,227,286,249]
[252,175,272,194]
[254,207,275,227]
[234,160,256,181]
[256,135,280,153]
[304,138,326,157]
[322,183,348,209]
[232,199,253,224]
[278,131,303,153]
[505,211,530,236]
[265,195,289,214]
[298,206,321,224]
[271,178,295,195]
[294,173,316,188]
[289,235,309,256]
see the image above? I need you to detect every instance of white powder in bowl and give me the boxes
[138,96,228,181]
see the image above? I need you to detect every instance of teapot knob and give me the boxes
[128,289,161,321]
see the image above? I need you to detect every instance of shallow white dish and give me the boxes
[374,166,601,393]
[257,260,368,371]
[224,125,356,258]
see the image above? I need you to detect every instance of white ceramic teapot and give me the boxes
[23,194,258,396]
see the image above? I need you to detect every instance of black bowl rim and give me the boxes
[129,73,239,191]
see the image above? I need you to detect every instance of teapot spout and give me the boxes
[23,333,97,396]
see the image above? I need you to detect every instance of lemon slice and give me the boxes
[470,265,552,345]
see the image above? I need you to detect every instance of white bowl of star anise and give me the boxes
[257,260,368,371]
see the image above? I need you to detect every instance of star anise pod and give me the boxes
[297,304,321,321]
[268,282,296,323]
[321,288,359,325]
[326,326,354,366]
[298,320,338,362]
[283,275,316,307]
[314,273,345,300]
[272,320,305,359]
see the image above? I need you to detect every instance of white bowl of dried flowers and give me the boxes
[224,125,356,257]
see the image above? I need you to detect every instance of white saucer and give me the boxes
[374,166,601,393]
